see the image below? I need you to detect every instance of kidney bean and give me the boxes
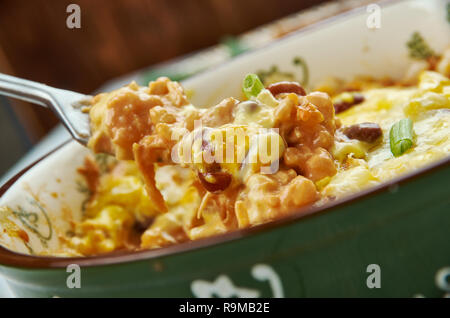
[334,93,365,113]
[267,81,306,97]
[341,122,382,143]
[198,170,232,193]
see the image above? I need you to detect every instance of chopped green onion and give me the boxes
[389,118,414,157]
[406,32,435,60]
[242,74,264,99]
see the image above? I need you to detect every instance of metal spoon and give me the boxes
[0,73,92,145]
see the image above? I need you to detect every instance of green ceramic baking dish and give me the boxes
[0,0,449,297]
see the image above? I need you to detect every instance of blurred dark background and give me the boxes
[0,0,345,178]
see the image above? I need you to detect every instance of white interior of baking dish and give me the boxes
[183,0,450,106]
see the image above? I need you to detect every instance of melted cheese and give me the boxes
[323,71,450,197]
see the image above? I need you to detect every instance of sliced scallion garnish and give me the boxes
[389,118,414,157]
[242,73,264,99]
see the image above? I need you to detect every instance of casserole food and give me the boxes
[67,64,450,256]
[0,0,449,298]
